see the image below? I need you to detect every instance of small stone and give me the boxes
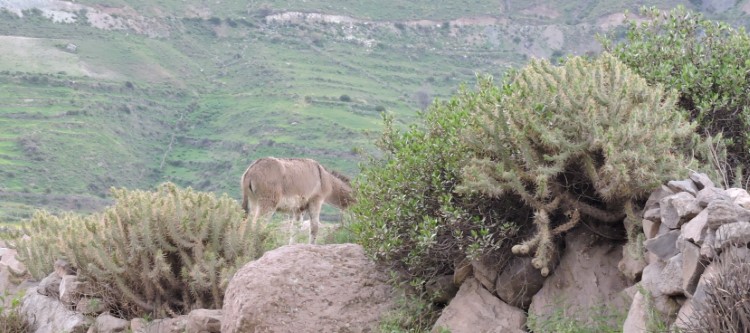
[658,254,684,296]
[689,172,715,190]
[644,230,680,261]
[695,187,729,208]
[643,208,661,222]
[660,192,701,229]
[726,188,750,209]
[645,185,675,211]
[681,242,708,296]
[681,209,708,244]
[642,219,660,239]
[495,256,546,308]
[453,258,472,285]
[706,199,750,229]
[471,260,498,294]
[667,179,699,195]
[714,221,750,250]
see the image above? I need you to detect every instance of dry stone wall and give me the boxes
[623,172,750,332]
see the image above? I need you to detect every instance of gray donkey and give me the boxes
[241,157,354,244]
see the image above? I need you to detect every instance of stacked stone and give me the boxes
[622,172,750,332]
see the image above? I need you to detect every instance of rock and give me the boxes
[134,317,187,333]
[681,242,708,296]
[672,298,694,333]
[222,244,394,333]
[495,256,546,308]
[700,230,716,260]
[645,185,675,211]
[471,259,498,293]
[453,258,472,285]
[643,208,661,223]
[60,274,83,305]
[667,179,699,195]
[644,230,680,261]
[706,199,750,229]
[37,272,62,298]
[528,229,629,326]
[617,246,647,283]
[681,210,708,244]
[186,309,222,333]
[0,247,26,275]
[90,313,129,333]
[622,290,648,333]
[714,221,750,250]
[689,172,715,190]
[642,219,660,240]
[77,297,107,315]
[642,254,684,297]
[659,192,701,229]
[21,286,91,333]
[425,275,458,304]
[54,259,76,277]
[726,187,750,209]
[695,187,729,208]
[432,278,525,333]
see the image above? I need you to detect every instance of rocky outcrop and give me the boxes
[622,172,750,331]
[221,243,395,333]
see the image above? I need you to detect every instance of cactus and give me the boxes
[461,54,695,276]
[12,183,266,318]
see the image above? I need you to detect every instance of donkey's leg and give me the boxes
[307,203,323,244]
[288,211,303,245]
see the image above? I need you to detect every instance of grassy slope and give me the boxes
[0,0,747,221]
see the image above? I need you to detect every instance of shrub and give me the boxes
[602,6,750,186]
[13,183,267,318]
[0,292,30,333]
[351,97,526,284]
[679,247,750,332]
[460,54,696,276]
[339,94,352,102]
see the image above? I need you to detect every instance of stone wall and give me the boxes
[623,173,750,331]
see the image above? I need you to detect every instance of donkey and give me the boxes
[241,157,354,244]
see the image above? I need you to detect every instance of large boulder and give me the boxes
[432,278,526,333]
[222,244,395,333]
[21,286,90,333]
[528,228,630,325]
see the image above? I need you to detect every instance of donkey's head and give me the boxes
[328,169,356,209]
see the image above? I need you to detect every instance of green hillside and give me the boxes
[0,0,748,221]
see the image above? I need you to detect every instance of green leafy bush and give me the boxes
[0,292,30,333]
[461,54,696,275]
[13,183,267,318]
[602,6,750,186]
[351,99,526,283]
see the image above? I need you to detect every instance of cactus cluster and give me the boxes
[13,182,265,318]
[461,54,696,276]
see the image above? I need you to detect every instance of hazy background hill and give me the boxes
[0,0,748,221]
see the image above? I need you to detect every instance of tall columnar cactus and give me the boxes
[13,183,265,318]
[461,54,696,276]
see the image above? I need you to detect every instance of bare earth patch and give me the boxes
[520,5,561,19]
[0,35,121,79]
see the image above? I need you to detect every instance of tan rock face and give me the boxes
[221,244,395,333]
[432,278,526,333]
[528,228,630,325]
